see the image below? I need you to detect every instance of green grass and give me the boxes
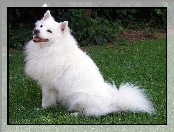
[9,39,166,124]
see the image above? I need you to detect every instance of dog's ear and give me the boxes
[61,21,68,33]
[43,10,51,20]
[42,4,47,7]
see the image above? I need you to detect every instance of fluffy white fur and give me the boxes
[24,10,154,117]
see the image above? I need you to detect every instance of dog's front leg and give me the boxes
[41,85,58,108]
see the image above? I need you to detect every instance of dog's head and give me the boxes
[33,10,69,43]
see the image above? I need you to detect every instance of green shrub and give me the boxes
[71,17,123,46]
[8,8,166,49]
[9,23,33,49]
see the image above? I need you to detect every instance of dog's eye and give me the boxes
[47,30,52,33]
[40,25,43,28]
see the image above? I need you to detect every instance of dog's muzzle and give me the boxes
[32,29,49,43]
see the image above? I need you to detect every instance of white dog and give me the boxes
[24,10,154,117]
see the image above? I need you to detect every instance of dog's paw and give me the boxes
[71,112,79,117]
[42,103,49,108]
[42,101,52,108]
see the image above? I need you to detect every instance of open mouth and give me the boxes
[33,35,49,43]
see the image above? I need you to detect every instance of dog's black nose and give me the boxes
[34,29,40,35]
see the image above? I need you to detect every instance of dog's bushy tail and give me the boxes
[113,83,154,114]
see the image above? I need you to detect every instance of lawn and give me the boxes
[8,39,166,124]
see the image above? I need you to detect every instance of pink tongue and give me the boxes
[32,35,48,42]
[33,35,41,42]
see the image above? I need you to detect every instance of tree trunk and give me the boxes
[83,9,92,19]
[82,9,92,27]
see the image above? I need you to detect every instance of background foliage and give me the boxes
[9,8,166,49]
